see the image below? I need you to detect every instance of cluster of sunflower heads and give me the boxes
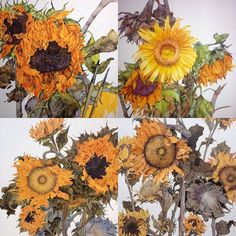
[0,119,118,235]
[118,118,236,236]
[119,0,233,118]
[0,1,118,118]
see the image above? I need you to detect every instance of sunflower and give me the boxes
[14,11,84,99]
[19,205,45,236]
[184,213,206,236]
[119,210,149,236]
[128,119,191,182]
[210,152,236,202]
[0,5,33,59]
[199,54,233,85]
[29,118,64,141]
[118,136,141,183]
[121,69,162,111]
[135,16,197,83]
[15,155,73,207]
[219,118,236,130]
[74,134,118,195]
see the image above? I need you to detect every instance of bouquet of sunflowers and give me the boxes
[118,118,236,236]
[0,119,118,235]
[119,0,233,118]
[0,0,118,118]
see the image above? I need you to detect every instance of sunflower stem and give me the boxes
[203,120,219,161]
[82,0,117,34]
[124,171,135,211]
[62,202,69,236]
[211,218,216,236]
[178,176,185,236]
[119,94,130,118]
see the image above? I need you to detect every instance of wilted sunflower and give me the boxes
[135,16,197,82]
[14,11,84,98]
[0,5,33,59]
[210,152,236,202]
[118,136,141,183]
[119,210,149,236]
[218,118,236,130]
[186,180,229,219]
[19,205,45,236]
[128,119,191,182]
[74,134,118,195]
[29,118,64,141]
[15,155,73,207]
[199,54,233,85]
[184,213,206,236]
[121,69,162,111]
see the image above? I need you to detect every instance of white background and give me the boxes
[118,118,236,236]
[0,118,118,235]
[118,0,236,118]
[0,0,118,117]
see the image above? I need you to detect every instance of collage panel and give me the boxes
[0,118,118,235]
[118,118,236,236]
[118,0,236,118]
[0,0,118,118]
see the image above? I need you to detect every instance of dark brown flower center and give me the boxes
[144,135,176,169]
[4,14,28,45]
[29,41,71,73]
[123,217,140,236]
[219,166,236,190]
[133,77,158,96]
[25,212,36,223]
[85,154,110,179]
[38,175,47,184]
[189,219,198,228]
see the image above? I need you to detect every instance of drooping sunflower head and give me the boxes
[186,180,229,219]
[184,213,206,236]
[219,118,236,130]
[14,12,84,98]
[0,5,33,59]
[15,155,73,207]
[74,134,118,195]
[29,118,64,141]
[121,69,162,112]
[119,210,149,236]
[128,119,191,182]
[210,152,236,202]
[19,204,46,236]
[198,53,233,86]
[135,16,197,83]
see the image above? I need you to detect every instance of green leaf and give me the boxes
[60,93,80,109]
[195,96,214,118]
[56,127,69,150]
[213,33,229,44]
[84,33,100,73]
[194,42,210,64]
[156,100,169,116]
[162,89,180,102]
[97,58,114,74]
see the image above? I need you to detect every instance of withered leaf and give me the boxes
[56,127,69,150]
[122,201,141,212]
[211,141,231,158]
[0,60,15,89]
[188,124,204,149]
[216,220,231,235]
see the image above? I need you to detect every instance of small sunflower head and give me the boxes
[119,210,149,236]
[184,213,206,236]
[19,205,46,235]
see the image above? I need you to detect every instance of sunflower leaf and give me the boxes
[214,33,229,44]
[56,127,69,150]
[195,96,214,118]
[97,58,114,74]
[155,100,169,116]
[162,89,180,102]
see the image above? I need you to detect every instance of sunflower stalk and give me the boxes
[62,202,69,236]
[124,171,135,211]
[178,176,185,236]
[82,0,117,33]
[211,218,216,236]
[119,94,130,118]
[82,61,100,117]
[89,68,110,118]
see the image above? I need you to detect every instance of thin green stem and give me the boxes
[124,172,135,211]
